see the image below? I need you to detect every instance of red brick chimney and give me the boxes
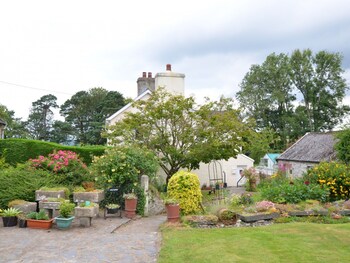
[166,64,171,71]
[148,72,152,78]
[142,72,146,78]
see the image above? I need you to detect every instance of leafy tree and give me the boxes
[237,53,295,148]
[105,89,256,183]
[237,50,349,149]
[26,94,58,140]
[60,88,125,145]
[0,104,28,138]
[335,129,350,164]
[290,49,349,131]
[50,120,75,144]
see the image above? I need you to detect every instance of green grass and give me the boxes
[158,223,350,263]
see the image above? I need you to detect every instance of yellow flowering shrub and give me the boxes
[306,162,350,201]
[167,171,202,215]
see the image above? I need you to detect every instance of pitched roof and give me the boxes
[277,132,337,163]
[106,90,152,123]
[267,153,280,164]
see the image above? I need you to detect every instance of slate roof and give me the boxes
[277,132,337,163]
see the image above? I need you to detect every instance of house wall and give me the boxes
[277,160,316,178]
[191,154,254,187]
[107,93,151,126]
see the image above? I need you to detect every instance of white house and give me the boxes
[106,64,254,186]
[256,153,280,175]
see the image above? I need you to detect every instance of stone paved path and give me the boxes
[0,214,166,263]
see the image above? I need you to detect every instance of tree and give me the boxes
[26,94,58,140]
[335,128,350,164]
[237,53,295,148]
[290,49,349,131]
[60,88,125,145]
[0,104,28,138]
[237,50,349,150]
[105,89,256,183]
[50,120,75,144]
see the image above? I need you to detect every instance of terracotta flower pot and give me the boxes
[166,204,180,223]
[27,219,54,229]
[124,198,137,219]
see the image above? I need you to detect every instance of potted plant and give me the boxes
[105,203,120,214]
[123,192,138,219]
[55,202,75,229]
[1,207,20,227]
[18,213,27,228]
[164,198,180,223]
[26,210,54,229]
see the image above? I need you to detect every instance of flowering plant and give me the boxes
[123,193,137,199]
[106,203,120,209]
[29,150,90,186]
[255,200,275,212]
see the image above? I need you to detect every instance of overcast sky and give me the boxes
[1,0,350,120]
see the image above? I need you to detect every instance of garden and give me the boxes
[0,143,160,229]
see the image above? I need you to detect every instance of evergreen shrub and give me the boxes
[167,171,202,215]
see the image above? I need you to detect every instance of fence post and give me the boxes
[141,175,149,217]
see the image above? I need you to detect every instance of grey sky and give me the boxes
[1,0,349,120]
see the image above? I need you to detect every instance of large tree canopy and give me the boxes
[60,87,125,145]
[26,94,58,140]
[237,49,349,149]
[105,89,258,183]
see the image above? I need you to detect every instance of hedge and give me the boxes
[0,139,106,166]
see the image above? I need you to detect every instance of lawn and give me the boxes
[158,222,350,263]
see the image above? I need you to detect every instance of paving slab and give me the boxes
[0,214,166,263]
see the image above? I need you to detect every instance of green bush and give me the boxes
[91,146,158,215]
[167,171,202,215]
[0,138,106,166]
[260,180,329,204]
[0,164,56,209]
[306,162,350,201]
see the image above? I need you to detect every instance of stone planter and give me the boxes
[35,190,66,200]
[27,219,54,229]
[39,201,61,218]
[74,206,99,218]
[74,206,99,227]
[238,212,279,223]
[73,191,105,203]
[13,202,37,214]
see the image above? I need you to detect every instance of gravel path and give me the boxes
[0,214,166,263]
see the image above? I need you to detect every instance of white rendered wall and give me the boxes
[155,72,185,95]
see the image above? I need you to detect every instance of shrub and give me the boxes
[0,164,56,209]
[91,146,157,215]
[29,150,91,186]
[59,202,75,218]
[260,180,329,204]
[0,138,105,166]
[167,171,202,215]
[306,162,350,201]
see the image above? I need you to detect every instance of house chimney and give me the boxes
[166,64,171,71]
[142,72,146,78]
[148,72,152,78]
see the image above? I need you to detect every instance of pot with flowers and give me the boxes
[164,198,180,223]
[1,207,21,227]
[55,201,75,229]
[104,203,121,219]
[123,192,138,219]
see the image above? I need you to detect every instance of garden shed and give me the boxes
[276,132,337,177]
